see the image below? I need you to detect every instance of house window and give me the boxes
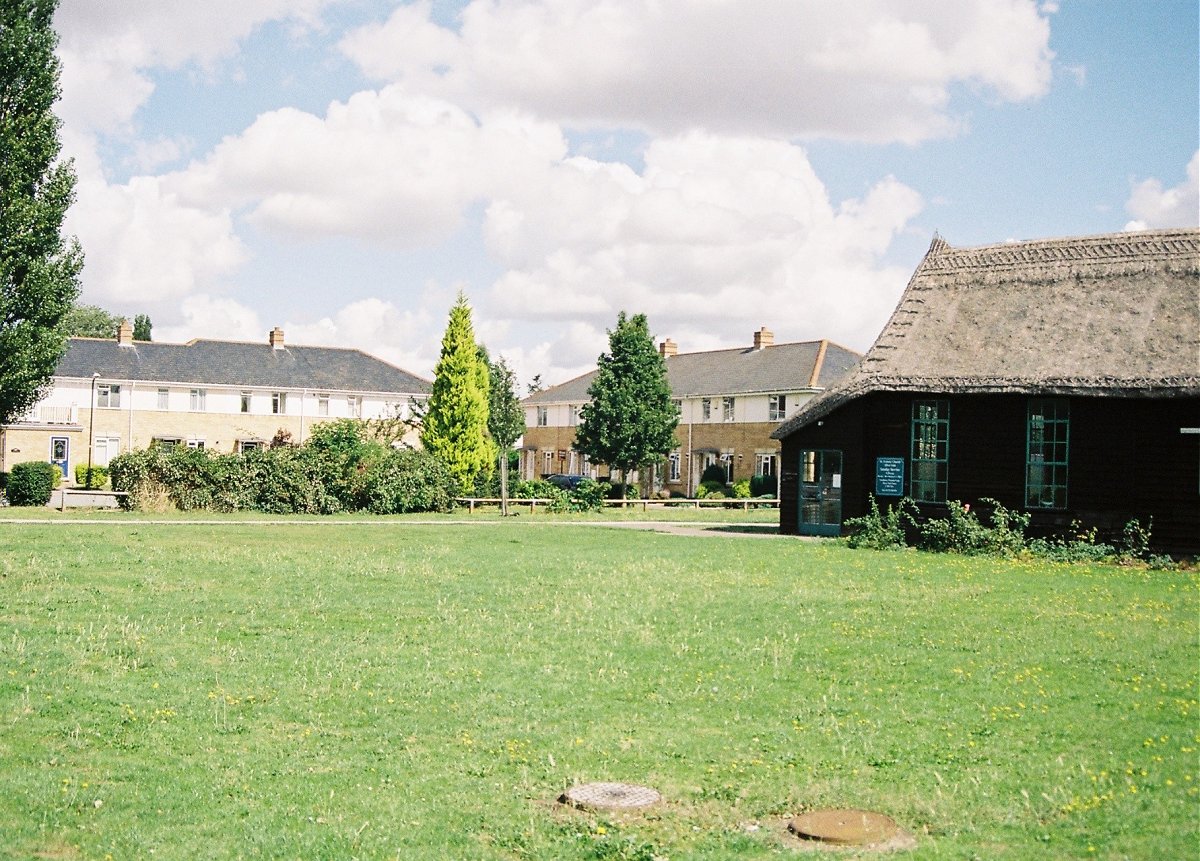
[318,394,330,416]
[272,392,287,415]
[238,440,263,454]
[756,453,776,477]
[96,384,121,408]
[910,400,949,502]
[668,450,681,482]
[701,398,712,420]
[189,388,206,411]
[348,395,362,418]
[157,388,169,410]
[568,405,581,426]
[720,452,735,482]
[186,439,205,450]
[241,391,252,413]
[536,406,548,427]
[722,397,735,421]
[1026,399,1069,509]
[769,394,787,421]
[153,437,181,451]
[93,436,120,466]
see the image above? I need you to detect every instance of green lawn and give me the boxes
[1,521,1195,859]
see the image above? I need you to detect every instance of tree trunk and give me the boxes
[499,450,510,516]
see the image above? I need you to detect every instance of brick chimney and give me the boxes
[659,338,678,358]
[753,326,774,350]
[117,318,134,347]
[269,327,285,349]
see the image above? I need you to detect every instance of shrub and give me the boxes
[749,474,775,497]
[917,498,1028,556]
[361,449,457,514]
[732,479,751,499]
[699,463,728,486]
[74,464,109,489]
[6,461,61,506]
[567,479,609,512]
[845,495,916,550]
[1120,518,1153,561]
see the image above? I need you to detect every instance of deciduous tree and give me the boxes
[485,351,526,514]
[575,312,678,497]
[0,0,82,424]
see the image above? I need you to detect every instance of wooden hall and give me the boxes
[772,228,1200,554]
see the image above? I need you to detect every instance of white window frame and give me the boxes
[157,388,169,410]
[347,395,362,418]
[668,450,681,482]
[536,406,548,427]
[543,450,554,474]
[241,391,252,414]
[153,437,181,451]
[722,396,736,422]
[272,392,287,415]
[701,398,712,421]
[318,393,330,416]
[238,440,263,454]
[568,405,580,426]
[186,439,205,450]
[756,453,776,477]
[189,388,206,412]
[96,383,121,409]
[93,436,121,467]
[768,394,787,421]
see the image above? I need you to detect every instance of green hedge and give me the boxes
[74,464,109,489]
[7,461,61,506]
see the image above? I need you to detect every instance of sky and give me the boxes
[51,0,1199,388]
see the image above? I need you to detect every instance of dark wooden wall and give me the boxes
[779,393,1200,554]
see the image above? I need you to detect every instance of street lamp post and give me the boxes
[86,373,100,488]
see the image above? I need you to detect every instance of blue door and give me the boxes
[50,436,70,480]
[798,449,843,537]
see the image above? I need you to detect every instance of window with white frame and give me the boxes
[568,404,581,426]
[186,439,205,450]
[701,398,712,420]
[96,383,121,408]
[93,436,121,466]
[240,391,252,413]
[536,406,548,427]
[722,397,735,421]
[348,395,362,418]
[153,437,181,451]
[755,452,776,477]
[318,393,330,416]
[720,452,734,482]
[189,388,206,411]
[768,394,787,421]
[238,440,263,453]
[668,450,681,482]
[543,450,554,474]
[272,392,287,414]
[157,388,169,410]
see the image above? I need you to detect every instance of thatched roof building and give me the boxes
[772,228,1200,552]
[774,228,1199,438]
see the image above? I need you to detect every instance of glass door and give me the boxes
[798,449,843,536]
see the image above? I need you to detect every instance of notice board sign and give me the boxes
[875,457,904,496]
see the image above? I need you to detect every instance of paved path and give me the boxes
[0,517,790,538]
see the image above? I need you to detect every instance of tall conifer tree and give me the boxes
[0,0,82,424]
[421,294,496,493]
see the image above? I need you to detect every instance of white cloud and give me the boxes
[152,295,264,344]
[342,0,1054,143]
[1124,151,1200,231]
[480,133,923,383]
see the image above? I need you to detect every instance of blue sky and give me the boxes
[53,0,1198,386]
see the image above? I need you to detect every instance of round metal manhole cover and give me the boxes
[788,809,899,846]
[559,782,661,811]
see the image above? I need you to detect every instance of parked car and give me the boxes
[544,474,590,491]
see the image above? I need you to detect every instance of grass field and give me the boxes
[1,519,1196,859]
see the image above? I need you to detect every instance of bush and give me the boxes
[732,479,751,499]
[749,474,775,497]
[6,461,61,506]
[74,464,109,489]
[699,463,728,486]
[917,498,1028,556]
[567,478,609,512]
[845,495,916,550]
[361,449,457,514]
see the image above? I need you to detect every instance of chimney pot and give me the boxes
[753,327,774,350]
[269,327,285,349]
[659,338,678,358]
[117,319,134,347]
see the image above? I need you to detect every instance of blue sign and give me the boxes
[875,457,904,496]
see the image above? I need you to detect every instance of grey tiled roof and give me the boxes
[773,228,1200,439]
[523,340,861,404]
[56,337,431,394]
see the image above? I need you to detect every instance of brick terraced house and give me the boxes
[521,328,860,495]
[0,322,431,481]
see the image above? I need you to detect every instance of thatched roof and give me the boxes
[773,228,1200,439]
[523,339,861,405]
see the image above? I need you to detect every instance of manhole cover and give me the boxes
[788,809,899,846]
[559,782,661,811]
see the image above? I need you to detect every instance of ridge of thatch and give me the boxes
[773,228,1200,439]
